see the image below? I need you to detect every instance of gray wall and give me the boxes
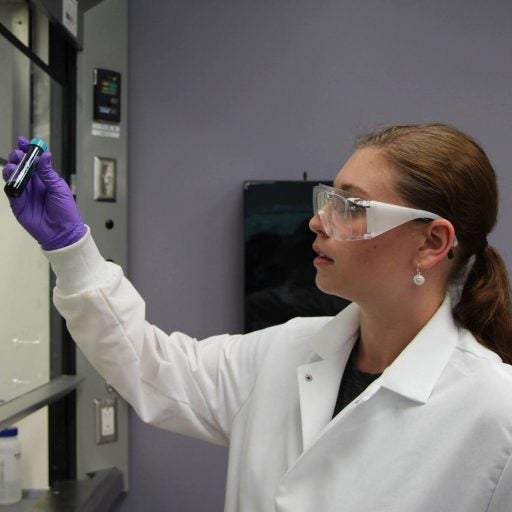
[121,1,512,511]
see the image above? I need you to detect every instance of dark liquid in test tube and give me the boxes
[4,138,48,198]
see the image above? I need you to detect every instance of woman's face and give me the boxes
[309,147,423,305]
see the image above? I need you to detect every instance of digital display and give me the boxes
[93,68,121,122]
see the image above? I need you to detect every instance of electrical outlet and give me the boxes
[94,398,117,444]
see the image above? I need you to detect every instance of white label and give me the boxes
[92,123,121,139]
[62,0,78,37]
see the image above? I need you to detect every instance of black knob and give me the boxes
[105,219,114,229]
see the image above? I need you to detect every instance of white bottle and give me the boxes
[0,427,22,504]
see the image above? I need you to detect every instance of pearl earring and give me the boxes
[413,264,425,286]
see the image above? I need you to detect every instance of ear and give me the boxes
[417,219,457,270]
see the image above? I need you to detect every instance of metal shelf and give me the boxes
[0,375,83,430]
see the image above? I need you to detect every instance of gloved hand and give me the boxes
[2,136,87,250]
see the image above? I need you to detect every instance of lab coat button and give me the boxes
[305,373,313,382]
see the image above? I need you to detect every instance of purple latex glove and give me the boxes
[3,136,87,250]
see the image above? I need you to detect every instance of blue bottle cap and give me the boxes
[0,427,18,437]
[29,138,48,152]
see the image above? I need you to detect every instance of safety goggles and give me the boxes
[312,184,444,241]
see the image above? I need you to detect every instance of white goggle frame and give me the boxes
[313,184,451,241]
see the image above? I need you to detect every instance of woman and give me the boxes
[4,124,512,511]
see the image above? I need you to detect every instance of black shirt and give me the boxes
[332,348,382,418]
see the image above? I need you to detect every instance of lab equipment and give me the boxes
[4,138,47,198]
[0,427,22,504]
[243,180,348,332]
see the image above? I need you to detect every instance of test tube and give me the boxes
[4,138,48,198]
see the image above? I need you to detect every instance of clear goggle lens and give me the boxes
[313,186,369,240]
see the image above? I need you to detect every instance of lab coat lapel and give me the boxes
[297,359,343,452]
[295,298,458,453]
[379,295,460,403]
[297,304,360,452]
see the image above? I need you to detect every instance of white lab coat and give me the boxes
[46,230,512,512]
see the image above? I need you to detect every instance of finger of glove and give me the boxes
[8,149,24,165]
[2,163,17,182]
[17,136,30,152]
[36,151,61,187]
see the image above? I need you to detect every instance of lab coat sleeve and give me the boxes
[45,229,278,446]
[487,450,512,512]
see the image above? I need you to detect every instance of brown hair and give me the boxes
[356,123,512,363]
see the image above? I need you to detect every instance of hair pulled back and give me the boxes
[356,123,512,363]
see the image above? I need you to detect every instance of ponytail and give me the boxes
[453,246,512,364]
